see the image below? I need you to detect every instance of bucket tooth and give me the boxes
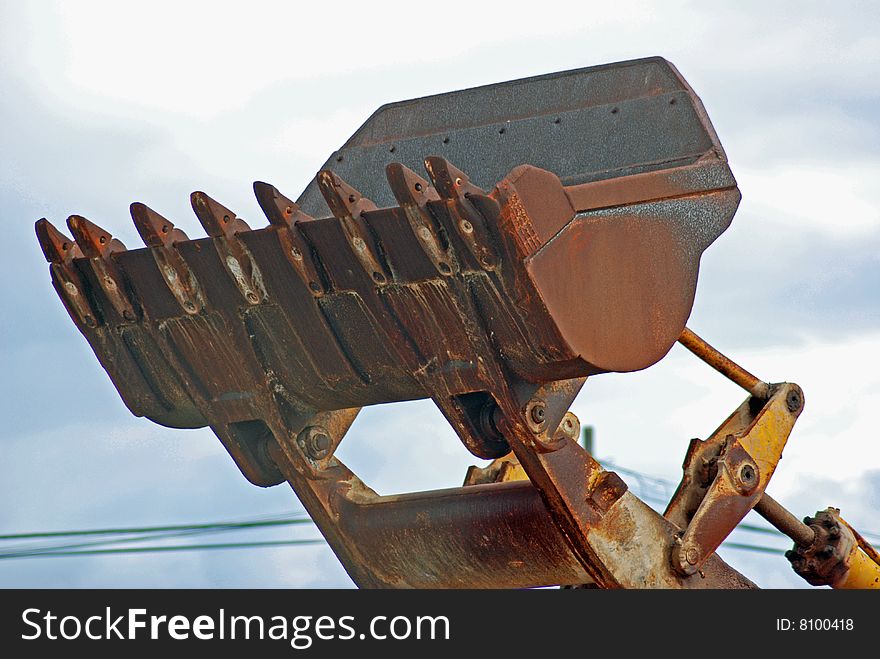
[253,181,314,226]
[316,169,377,219]
[385,162,440,206]
[67,215,127,258]
[424,156,483,199]
[36,218,99,327]
[190,191,251,237]
[35,218,83,263]
[385,163,452,276]
[191,191,265,304]
[131,202,189,248]
[130,202,203,314]
[66,215,136,322]
[423,157,497,269]
[253,181,326,295]
[316,170,389,284]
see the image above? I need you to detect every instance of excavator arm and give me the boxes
[34,57,879,588]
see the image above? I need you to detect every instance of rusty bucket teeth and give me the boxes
[130,202,189,248]
[190,191,251,238]
[66,214,127,258]
[35,218,83,263]
[316,170,377,219]
[253,181,314,226]
[424,156,481,199]
[385,163,440,206]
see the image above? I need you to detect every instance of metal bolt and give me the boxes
[460,220,474,234]
[684,544,700,566]
[735,462,758,494]
[786,389,802,413]
[525,399,548,434]
[560,412,580,440]
[530,404,545,425]
[301,426,332,461]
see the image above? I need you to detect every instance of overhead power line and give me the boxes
[0,538,327,560]
[0,511,312,541]
[1,463,877,561]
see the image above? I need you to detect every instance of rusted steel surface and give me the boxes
[782,508,880,589]
[787,508,859,587]
[36,58,760,588]
[754,494,816,547]
[678,328,771,398]
[267,431,754,589]
[36,152,736,475]
[334,482,594,589]
[301,57,733,217]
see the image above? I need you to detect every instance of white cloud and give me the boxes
[736,163,880,237]
[31,0,630,119]
[3,0,879,589]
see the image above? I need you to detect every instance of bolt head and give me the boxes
[300,426,333,461]
[735,462,759,494]
[312,433,330,452]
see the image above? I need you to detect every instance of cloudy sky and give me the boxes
[1,1,878,588]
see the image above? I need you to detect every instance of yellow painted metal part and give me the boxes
[836,547,880,589]
[463,453,529,485]
[709,382,801,493]
[835,517,880,589]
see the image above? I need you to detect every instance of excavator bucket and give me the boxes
[37,57,756,588]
